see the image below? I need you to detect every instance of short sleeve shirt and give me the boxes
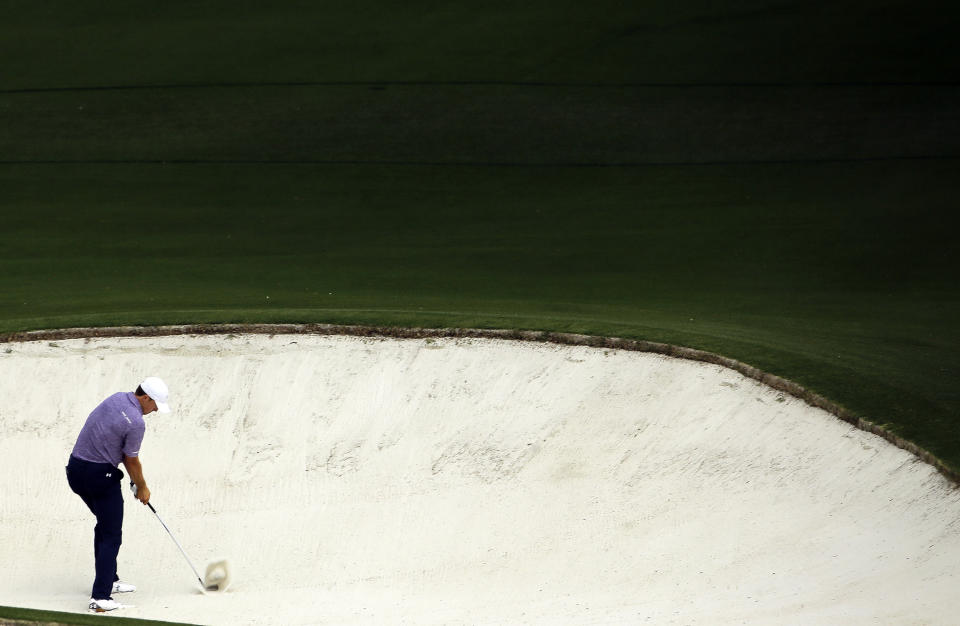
[71,392,146,466]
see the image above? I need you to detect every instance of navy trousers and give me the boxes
[66,455,124,600]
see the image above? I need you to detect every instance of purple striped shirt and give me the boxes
[71,392,146,466]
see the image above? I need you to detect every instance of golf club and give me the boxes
[132,483,229,592]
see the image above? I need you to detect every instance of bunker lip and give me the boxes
[3,322,956,486]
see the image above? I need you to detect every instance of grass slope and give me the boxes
[0,605,196,626]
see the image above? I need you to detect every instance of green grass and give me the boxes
[1,1,958,623]
[3,83,956,164]
[1,0,956,86]
[0,605,196,626]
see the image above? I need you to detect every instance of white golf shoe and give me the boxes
[88,598,122,612]
[113,581,136,593]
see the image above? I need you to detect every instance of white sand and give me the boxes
[1,333,958,625]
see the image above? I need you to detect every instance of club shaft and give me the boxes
[148,503,205,587]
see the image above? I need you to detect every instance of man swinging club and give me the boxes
[66,377,171,613]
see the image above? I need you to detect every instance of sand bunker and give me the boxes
[1,333,958,625]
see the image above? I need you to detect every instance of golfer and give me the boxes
[66,377,171,613]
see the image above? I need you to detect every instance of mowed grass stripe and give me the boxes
[1,1,955,88]
[2,84,958,164]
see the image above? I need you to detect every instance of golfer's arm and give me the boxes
[123,455,147,491]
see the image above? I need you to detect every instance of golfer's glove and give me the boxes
[129,481,138,496]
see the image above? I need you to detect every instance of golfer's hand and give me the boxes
[130,482,151,505]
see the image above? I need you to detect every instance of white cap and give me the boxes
[140,377,171,414]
